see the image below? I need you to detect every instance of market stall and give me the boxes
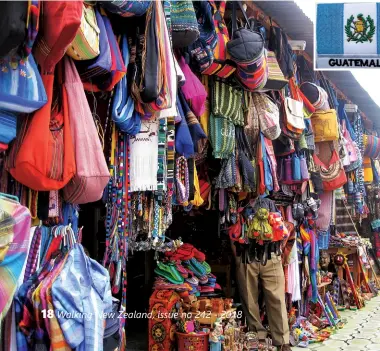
[0,1,380,351]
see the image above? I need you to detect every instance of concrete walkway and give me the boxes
[291,296,380,351]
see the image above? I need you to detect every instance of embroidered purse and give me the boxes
[66,3,100,60]
[253,93,281,140]
[311,109,339,142]
[313,142,347,191]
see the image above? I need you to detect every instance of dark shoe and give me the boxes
[280,344,292,351]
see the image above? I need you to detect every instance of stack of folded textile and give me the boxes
[154,243,222,299]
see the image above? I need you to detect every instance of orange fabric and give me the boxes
[9,73,76,190]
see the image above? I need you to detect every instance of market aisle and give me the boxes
[291,296,380,351]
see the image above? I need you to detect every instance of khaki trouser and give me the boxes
[235,255,290,346]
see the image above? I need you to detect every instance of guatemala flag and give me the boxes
[317,3,380,55]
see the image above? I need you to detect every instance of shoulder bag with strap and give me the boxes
[313,142,347,191]
[311,109,339,142]
[63,57,110,204]
[201,0,236,78]
[8,66,76,191]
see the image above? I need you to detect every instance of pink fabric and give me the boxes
[178,55,207,117]
[62,57,110,204]
[316,191,333,231]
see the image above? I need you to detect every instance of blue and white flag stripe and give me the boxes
[317,3,380,55]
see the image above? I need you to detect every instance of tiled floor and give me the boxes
[291,296,380,350]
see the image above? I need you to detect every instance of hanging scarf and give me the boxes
[129,119,159,192]
[175,96,194,158]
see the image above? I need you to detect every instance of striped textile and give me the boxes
[22,0,41,58]
[23,226,41,283]
[43,256,71,351]
[212,81,244,126]
[0,197,31,322]
[166,117,175,195]
[201,0,236,78]
[51,244,112,351]
[66,4,100,61]
[133,1,172,115]
[209,113,235,159]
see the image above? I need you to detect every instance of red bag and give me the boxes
[8,71,76,191]
[34,1,82,72]
[313,142,347,191]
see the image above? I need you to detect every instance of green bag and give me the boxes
[212,80,244,126]
[209,113,235,159]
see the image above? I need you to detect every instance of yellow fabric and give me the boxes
[183,163,204,207]
[200,76,210,138]
[363,156,374,183]
[311,109,339,142]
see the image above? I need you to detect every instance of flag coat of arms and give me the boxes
[317,3,380,55]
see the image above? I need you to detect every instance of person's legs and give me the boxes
[235,257,268,340]
[260,255,289,346]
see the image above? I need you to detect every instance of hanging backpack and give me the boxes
[186,0,217,73]
[201,0,236,78]
[62,57,110,204]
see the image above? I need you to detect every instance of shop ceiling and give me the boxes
[248,0,380,129]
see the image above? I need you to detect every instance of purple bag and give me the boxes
[300,155,309,181]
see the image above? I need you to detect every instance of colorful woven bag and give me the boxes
[209,113,235,159]
[201,0,236,78]
[212,80,244,126]
[364,134,380,159]
[7,70,76,191]
[262,51,288,91]
[0,0,46,114]
[63,57,110,204]
[76,8,112,82]
[82,9,126,92]
[186,0,217,73]
[253,93,281,140]
[313,142,347,191]
[112,35,141,135]
[66,3,100,60]
[171,0,200,48]
[0,54,47,114]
